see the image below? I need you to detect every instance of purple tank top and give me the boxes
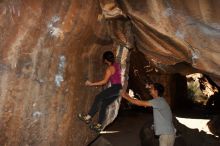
[110,63,121,85]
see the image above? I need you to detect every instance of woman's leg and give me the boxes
[88,92,105,117]
[88,84,121,120]
[98,96,118,124]
[97,84,122,124]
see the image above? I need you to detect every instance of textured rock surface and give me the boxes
[118,0,220,85]
[0,0,110,145]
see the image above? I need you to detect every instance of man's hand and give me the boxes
[120,90,128,99]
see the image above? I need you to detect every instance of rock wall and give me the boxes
[118,0,220,85]
[0,0,111,145]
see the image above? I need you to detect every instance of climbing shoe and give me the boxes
[89,123,103,133]
[77,113,91,124]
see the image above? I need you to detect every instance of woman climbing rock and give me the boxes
[78,51,122,133]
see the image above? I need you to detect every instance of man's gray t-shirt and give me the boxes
[148,97,175,135]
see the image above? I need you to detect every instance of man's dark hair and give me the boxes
[103,51,115,64]
[153,83,164,97]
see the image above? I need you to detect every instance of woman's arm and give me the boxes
[85,67,112,86]
[120,91,152,108]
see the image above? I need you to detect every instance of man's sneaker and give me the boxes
[89,123,103,133]
[77,113,91,124]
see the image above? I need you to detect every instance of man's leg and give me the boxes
[159,134,175,146]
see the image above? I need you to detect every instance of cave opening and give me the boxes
[186,73,220,114]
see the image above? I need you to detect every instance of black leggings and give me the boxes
[88,84,122,124]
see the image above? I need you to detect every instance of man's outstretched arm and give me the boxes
[120,91,152,108]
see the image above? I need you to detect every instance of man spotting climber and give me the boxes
[120,83,176,146]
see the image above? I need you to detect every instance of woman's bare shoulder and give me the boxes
[109,65,116,73]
